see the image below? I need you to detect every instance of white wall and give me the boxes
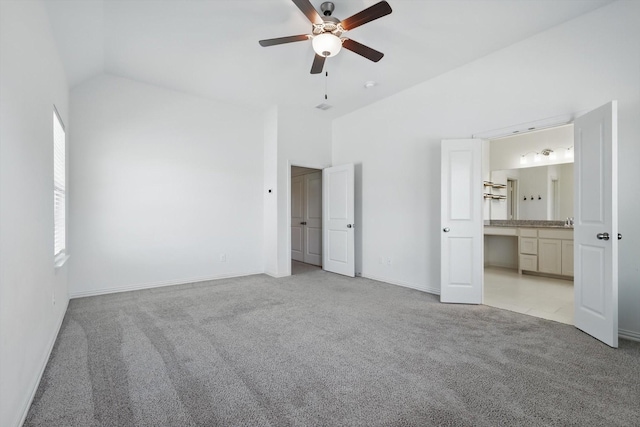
[332,1,640,339]
[69,75,264,296]
[0,2,70,426]
[263,106,332,277]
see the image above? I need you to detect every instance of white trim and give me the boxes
[68,270,263,299]
[17,299,69,427]
[472,113,582,140]
[619,328,640,343]
[264,271,290,279]
[361,273,440,295]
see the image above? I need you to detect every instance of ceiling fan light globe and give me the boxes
[312,33,342,57]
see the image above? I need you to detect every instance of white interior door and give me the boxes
[323,164,355,277]
[440,139,483,304]
[291,175,304,262]
[573,101,618,348]
[304,172,322,266]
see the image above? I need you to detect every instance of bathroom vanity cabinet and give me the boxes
[484,226,573,279]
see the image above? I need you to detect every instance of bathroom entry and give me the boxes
[483,125,575,325]
[291,166,323,267]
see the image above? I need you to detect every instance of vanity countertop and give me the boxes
[485,220,573,229]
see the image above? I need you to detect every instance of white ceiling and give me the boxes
[44,0,613,118]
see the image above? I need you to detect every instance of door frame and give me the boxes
[287,161,327,276]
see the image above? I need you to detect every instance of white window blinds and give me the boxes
[53,109,66,257]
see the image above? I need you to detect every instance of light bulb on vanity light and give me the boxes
[565,147,574,159]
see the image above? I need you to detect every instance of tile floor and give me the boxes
[484,267,574,325]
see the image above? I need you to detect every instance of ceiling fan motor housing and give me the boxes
[321,2,335,16]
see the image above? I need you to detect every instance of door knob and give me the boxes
[618,233,622,240]
[443,227,450,232]
[300,221,307,225]
[596,232,610,240]
[347,224,352,228]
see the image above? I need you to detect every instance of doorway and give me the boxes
[291,166,323,272]
[483,125,575,325]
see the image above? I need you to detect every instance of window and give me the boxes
[53,107,66,261]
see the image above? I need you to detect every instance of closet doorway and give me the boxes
[291,166,322,267]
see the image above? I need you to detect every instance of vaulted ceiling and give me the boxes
[44,0,612,118]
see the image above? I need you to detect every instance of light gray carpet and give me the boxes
[25,270,640,426]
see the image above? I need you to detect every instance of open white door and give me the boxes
[322,164,355,277]
[574,101,618,347]
[440,139,483,304]
[291,175,304,262]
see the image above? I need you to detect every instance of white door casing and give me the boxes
[291,175,304,262]
[573,101,618,348]
[441,139,483,304]
[304,172,322,266]
[323,164,355,277]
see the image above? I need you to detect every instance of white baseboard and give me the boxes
[619,328,640,343]
[69,270,264,299]
[361,273,440,295]
[264,271,290,278]
[17,298,69,427]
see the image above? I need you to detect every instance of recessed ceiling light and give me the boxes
[364,81,377,89]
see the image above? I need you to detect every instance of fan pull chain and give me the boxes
[325,71,328,100]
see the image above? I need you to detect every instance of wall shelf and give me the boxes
[483,182,507,200]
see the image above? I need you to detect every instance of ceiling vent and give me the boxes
[315,103,332,110]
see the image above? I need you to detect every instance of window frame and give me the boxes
[53,106,68,267]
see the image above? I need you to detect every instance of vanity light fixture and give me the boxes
[519,147,572,165]
[541,148,555,160]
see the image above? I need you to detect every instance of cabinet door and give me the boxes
[538,239,562,275]
[561,240,574,276]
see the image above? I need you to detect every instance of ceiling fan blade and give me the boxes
[339,1,392,31]
[292,0,323,25]
[342,39,384,62]
[310,54,326,74]
[259,34,310,47]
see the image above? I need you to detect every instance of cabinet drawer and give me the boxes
[520,237,538,255]
[519,228,538,237]
[484,227,517,236]
[520,254,538,272]
[539,229,574,240]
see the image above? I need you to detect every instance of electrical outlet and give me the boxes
[386,257,392,265]
[219,253,227,262]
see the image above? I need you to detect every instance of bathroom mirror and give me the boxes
[489,163,573,221]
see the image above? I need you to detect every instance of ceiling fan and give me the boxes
[259,0,392,74]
